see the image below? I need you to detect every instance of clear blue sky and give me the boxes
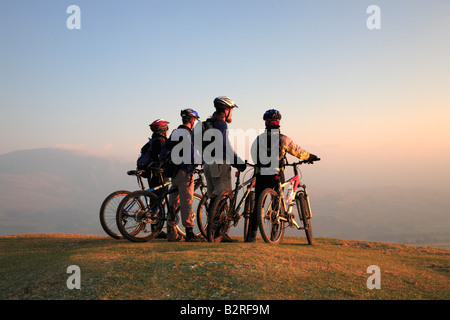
[1,0,449,191]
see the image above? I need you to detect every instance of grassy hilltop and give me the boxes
[0,234,448,300]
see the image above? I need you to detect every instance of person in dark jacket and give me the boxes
[138,119,170,186]
[202,96,246,242]
[137,119,170,239]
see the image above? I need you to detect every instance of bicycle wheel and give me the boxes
[257,188,285,244]
[192,193,208,238]
[116,190,165,242]
[99,190,130,239]
[196,194,209,238]
[243,190,255,241]
[206,190,233,242]
[296,191,314,245]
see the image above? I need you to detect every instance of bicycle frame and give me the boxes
[275,161,313,228]
[277,165,300,213]
[126,168,205,209]
[230,169,256,222]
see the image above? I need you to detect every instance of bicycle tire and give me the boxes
[243,190,254,241]
[116,190,165,242]
[189,193,203,237]
[99,190,130,239]
[257,188,285,244]
[296,191,314,245]
[195,194,209,238]
[206,189,233,242]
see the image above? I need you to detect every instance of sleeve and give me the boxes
[280,134,310,160]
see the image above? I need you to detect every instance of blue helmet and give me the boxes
[263,109,282,121]
[180,108,200,119]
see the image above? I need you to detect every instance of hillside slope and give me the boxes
[0,234,448,301]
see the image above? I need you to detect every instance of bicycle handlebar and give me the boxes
[244,160,257,167]
[239,159,320,169]
[285,158,321,166]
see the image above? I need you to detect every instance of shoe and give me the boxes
[167,226,182,242]
[245,237,256,243]
[185,227,204,242]
[221,234,238,243]
[168,235,183,242]
[185,234,203,242]
[155,231,167,239]
[244,231,257,243]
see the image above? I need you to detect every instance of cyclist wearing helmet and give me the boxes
[167,108,203,242]
[137,119,169,238]
[247,109,319,242]
[137,119,169,183]
[202,96,246,243]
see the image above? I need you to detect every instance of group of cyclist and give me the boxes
[138,96,319,243]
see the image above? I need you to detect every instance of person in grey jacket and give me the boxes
[167,108,203,242]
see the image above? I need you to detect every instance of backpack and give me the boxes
[137,139,155,173]
[158,138,178,178]
[201,119,214,151]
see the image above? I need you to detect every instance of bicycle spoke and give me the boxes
[117,190,165,242]
[257,188,285,244]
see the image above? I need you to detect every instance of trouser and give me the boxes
[249,171,285,235]
[203,163,232,198]
[168,170,195,228]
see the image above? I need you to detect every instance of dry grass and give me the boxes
[1,234,448,300]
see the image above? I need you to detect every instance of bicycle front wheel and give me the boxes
[116,190,165,242]
[257,188,285,244]
[243,190,255,241]
[99,190,130,239]
[296,191,314,245]
[206,190,232,242]
[195,194,209,238]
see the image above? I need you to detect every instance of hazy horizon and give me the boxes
[1,147,449,249]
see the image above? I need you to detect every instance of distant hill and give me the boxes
[0,148,449,248]
[0,148,137,235]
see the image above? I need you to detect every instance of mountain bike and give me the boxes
[256,158,320,244]
[115,167,205,242]
[206,162,256,242]
[100,169,206,240]
[99,170,147,239]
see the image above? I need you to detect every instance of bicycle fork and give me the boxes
[280,185,312,230]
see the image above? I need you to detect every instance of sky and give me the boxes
[1,0,449,191]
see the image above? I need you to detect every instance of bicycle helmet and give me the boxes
[263,109,282,121]
[213,96,238,111]
[180,108,200,119]
[149,119,169,132]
